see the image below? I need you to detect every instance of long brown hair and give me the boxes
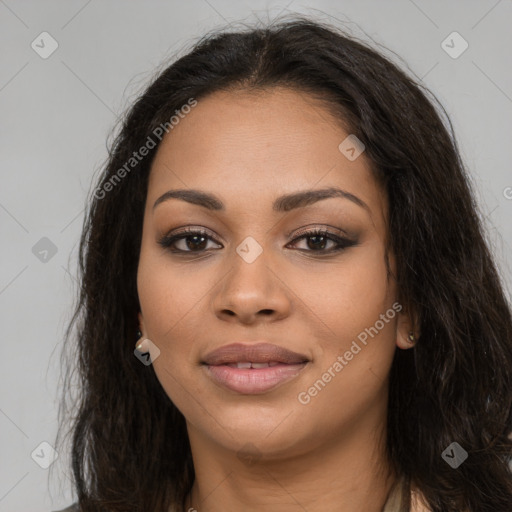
[54,15,512,511]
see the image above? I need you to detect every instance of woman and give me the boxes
[53,15,512,512]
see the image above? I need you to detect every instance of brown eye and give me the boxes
[158,228,222,253]
[157,227,357,255]
[288,229,357,253]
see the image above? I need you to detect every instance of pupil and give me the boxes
[308,235,326,250]
[187,235,207,251]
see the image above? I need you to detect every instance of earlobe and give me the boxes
[396,308,420,350]
[397,330,417,349]
[135,312,147,352]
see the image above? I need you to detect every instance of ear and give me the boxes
[135,311,150,352]
[396,306,420,350]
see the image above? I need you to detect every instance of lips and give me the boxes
[202,343,309,394]
[202,342,309,366]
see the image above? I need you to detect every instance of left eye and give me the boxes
[157,228,355,254]
[287,229,356,253]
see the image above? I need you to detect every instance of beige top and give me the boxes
[383,477,431,512]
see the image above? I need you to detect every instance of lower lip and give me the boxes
[203,363,308,394]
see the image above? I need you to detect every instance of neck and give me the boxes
[184,419,396,512]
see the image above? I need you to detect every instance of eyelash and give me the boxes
[157,227,356,255]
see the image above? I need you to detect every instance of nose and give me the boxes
[212,247,292,324]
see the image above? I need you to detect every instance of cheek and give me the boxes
[291,241,393,344]
[136,246,219,404]
[295,308,396,436]
[291,242,397,406]
[137,245,210,342]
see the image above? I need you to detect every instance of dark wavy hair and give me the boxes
[54,14,512,512]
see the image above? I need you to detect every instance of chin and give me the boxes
[197,404,310,455]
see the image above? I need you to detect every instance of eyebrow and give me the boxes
[152,187,370,213]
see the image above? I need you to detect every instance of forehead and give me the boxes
[147,87,387,222]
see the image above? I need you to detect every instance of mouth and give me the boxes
[201,343,309,394]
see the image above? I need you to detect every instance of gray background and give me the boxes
[1,1,511,510]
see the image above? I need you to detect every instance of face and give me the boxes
[137,87,412,460]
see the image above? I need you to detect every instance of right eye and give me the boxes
[157,228,223,253]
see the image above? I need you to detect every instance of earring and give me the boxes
[135,330,144,351]
[407,332,416,344]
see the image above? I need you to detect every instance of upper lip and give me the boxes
[202,343,309,366]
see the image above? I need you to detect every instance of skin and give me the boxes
[137,87,417,512]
